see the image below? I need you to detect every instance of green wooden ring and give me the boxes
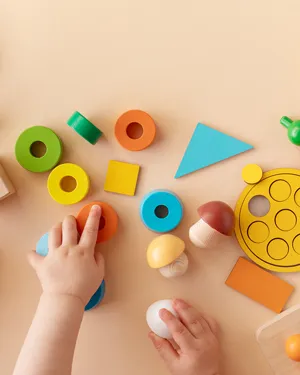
[67,112,103,145]
[15,126,63,173]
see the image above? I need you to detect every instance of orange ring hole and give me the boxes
[115,110,156,151]
[76,201,118,243]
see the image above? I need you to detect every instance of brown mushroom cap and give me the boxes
[197,201,235,235]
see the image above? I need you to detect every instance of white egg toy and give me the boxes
[146,299,178,339]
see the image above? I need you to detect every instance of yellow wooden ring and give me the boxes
[47,163,90,205]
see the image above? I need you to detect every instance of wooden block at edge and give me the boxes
[257,304,300,374]
[0,163,15,201]
[225,257,294,313]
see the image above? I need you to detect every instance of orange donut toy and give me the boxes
[115,110,156,151]
[77,201,118,243]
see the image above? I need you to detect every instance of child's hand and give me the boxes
[28,205,104,307]
[149,299,220,375]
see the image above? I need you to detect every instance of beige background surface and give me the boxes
[1,1,300,374]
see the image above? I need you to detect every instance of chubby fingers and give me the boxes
[173,299,218,338]
[159,308,195,350]
[149,332,178,365]
[62,215,78,246]
[49,222,62,250]
[79,205,101,250]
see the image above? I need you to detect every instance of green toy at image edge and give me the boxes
[281,116,300,146]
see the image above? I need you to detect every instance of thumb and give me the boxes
[149,332,178,365]
[95,251,105,275]
[27,250,43,271]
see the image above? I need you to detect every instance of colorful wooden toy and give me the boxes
[225,257,294,313]
[257,304,300,374]
[36,232,105,310]
[36,232,49,256]
[175,123,253,178]
[15,126,63,173]
[140,190,183,233]
[189,201,235,248]
[115,110,156,151]
[286,335,300,362]
[0,163,15,201]
[104,160,140,196]
[280,116,300,146]
[147,234,188,278]
[85,280,106,311]
[146,300,179,339]
[235,165,300,272]
[67,111,103,145]
[77,201,118,243]
[47,163,90,205]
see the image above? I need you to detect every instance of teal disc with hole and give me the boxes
[140,190,183,233]
[67,112,103,145]
[15,126,63,173]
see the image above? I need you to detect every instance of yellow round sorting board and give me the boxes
[235,165,300,272]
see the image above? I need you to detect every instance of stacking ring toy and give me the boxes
[36,232,105,310]
[36,233,49,256]
[140,190,183,233]
[76,201,118,243]
[115,110,156,151]
[15,126,62,172]
[85,280,106,311]
[67,111,103,145]
[47,163,90,205]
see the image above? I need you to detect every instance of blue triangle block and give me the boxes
[175,123,253,178]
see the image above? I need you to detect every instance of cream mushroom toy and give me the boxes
[189,201,235,248]
[147,234,188,278]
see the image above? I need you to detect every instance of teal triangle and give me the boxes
[175,123,253,178]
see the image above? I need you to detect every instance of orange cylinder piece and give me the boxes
[286,335,300,362]
[77,201,118,243]
[114,110,156,151]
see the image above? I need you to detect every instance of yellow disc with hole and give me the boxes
[235,166,300,272]
[47,163,90,205]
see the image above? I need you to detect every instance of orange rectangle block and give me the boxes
[226,257,294,313]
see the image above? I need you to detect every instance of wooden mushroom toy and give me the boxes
[147,234,188,278]
[189,201,235,248]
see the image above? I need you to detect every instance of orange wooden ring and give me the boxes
[115,110,156,151]
[76,201,118,243]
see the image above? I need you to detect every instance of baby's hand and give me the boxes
[149,299,220,375]
[28,205,104,307]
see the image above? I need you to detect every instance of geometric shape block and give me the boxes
[257,304,300,374]
[47,163,90,205]
[36,232,49,257]
[270,180,291,202]
[293,235,300,254]
[175,123,253,178]
[67,111,103,145]
[104,160,140,196]
[115,110,156,151]
[85,280,106,311]
[267,239,289,260]
[35,233,106,311]
[242,164,263,184]
[76,201,118,243]
[140,190,183,233]
[0,163,15,201]
[225,257,294,313]
[247,221,270,243]
[15,126,63,172]
[275,210,297,231]
[286,335,300,362]
[235,167,300,272]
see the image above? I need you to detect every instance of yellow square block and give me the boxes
[104,160,140,196]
